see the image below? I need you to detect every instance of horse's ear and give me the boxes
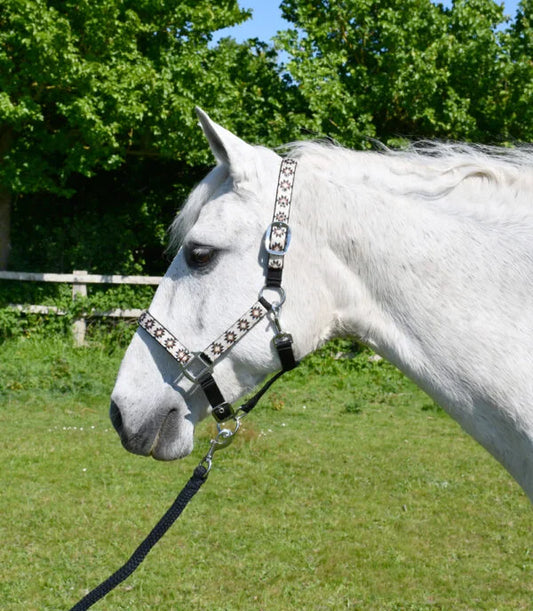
[195,107,255,172]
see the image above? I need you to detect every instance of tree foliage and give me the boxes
[0,0,296,269]
[506,0,533,140]
[277,0,533,147]
[2,0,533,277]
[0,0,250,195]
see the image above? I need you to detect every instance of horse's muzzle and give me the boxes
[109,400,193,460]
[109,399,155,456]
[109,399,123,436]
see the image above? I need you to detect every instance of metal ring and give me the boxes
[258,286,286,310]
[213,418,241,450]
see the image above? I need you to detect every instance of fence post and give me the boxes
[72,270,87,346]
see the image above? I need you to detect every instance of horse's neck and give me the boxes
[310,160,533,501]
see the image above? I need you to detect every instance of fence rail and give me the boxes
[0,270,163,285]
[0,269,163,345]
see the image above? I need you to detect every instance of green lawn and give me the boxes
[0,337,531,610]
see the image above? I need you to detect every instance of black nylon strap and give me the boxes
[265,267,283,288]
[258,296,273,311]
[69,466,208,611]
[274,334,297,371]
[199,373,234,422]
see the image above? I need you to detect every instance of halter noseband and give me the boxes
[139,158,298,423]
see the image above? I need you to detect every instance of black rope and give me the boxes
[69,465,208,611]
[68,362,298,609]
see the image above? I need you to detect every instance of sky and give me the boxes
[213,0,523,45]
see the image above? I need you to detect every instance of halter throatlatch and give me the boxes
[139,158,298,424]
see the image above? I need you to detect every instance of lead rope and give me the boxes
[68,466,207,611]
[67,371,289,611]
[69,157,298,609]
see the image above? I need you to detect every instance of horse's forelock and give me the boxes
[168,164,230,254]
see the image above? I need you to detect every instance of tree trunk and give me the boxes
[0,186,11,270]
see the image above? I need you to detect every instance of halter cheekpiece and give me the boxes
[139,158,298,423]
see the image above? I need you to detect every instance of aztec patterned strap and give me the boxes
[203,300,269,362]
[139,300,269,368]
[138,157,297,421]
[139,311,192,364]
[266,158,297,287]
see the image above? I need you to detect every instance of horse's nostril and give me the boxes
[109,400,123,433]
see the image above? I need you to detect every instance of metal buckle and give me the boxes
[265,222,292,256]
[200,418,241,473]
[182,352,214,384]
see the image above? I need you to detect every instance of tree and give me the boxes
[0,0,288,269]
[506,0,533,141]
[276,0,530,148]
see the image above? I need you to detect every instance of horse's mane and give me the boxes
[287,139,533,168]
[169,141,533,251]
[285,140,533,228]
[286,140,533,193]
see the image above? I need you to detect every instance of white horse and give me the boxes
[111,109,533,503]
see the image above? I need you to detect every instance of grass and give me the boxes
[0,336,531,610]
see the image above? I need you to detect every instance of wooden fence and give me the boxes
[0,270,163,345]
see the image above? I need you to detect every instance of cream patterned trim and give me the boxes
[139,300,269,367]
[139,311,192,364]
[267,158,297,271]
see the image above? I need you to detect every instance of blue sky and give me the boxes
[213,1,523,45]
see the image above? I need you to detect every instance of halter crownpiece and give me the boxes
[265,157,297,287]
[139,158,298,423]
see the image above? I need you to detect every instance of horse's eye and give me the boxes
[185,245,217,270]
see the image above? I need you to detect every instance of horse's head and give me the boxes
[110,110,334,460]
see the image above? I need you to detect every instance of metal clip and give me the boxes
[269,300,286,338]
[272,313,283,335]
[199,418,241,474]
[258,285,290,339]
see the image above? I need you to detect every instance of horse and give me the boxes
[110,108,533,504]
